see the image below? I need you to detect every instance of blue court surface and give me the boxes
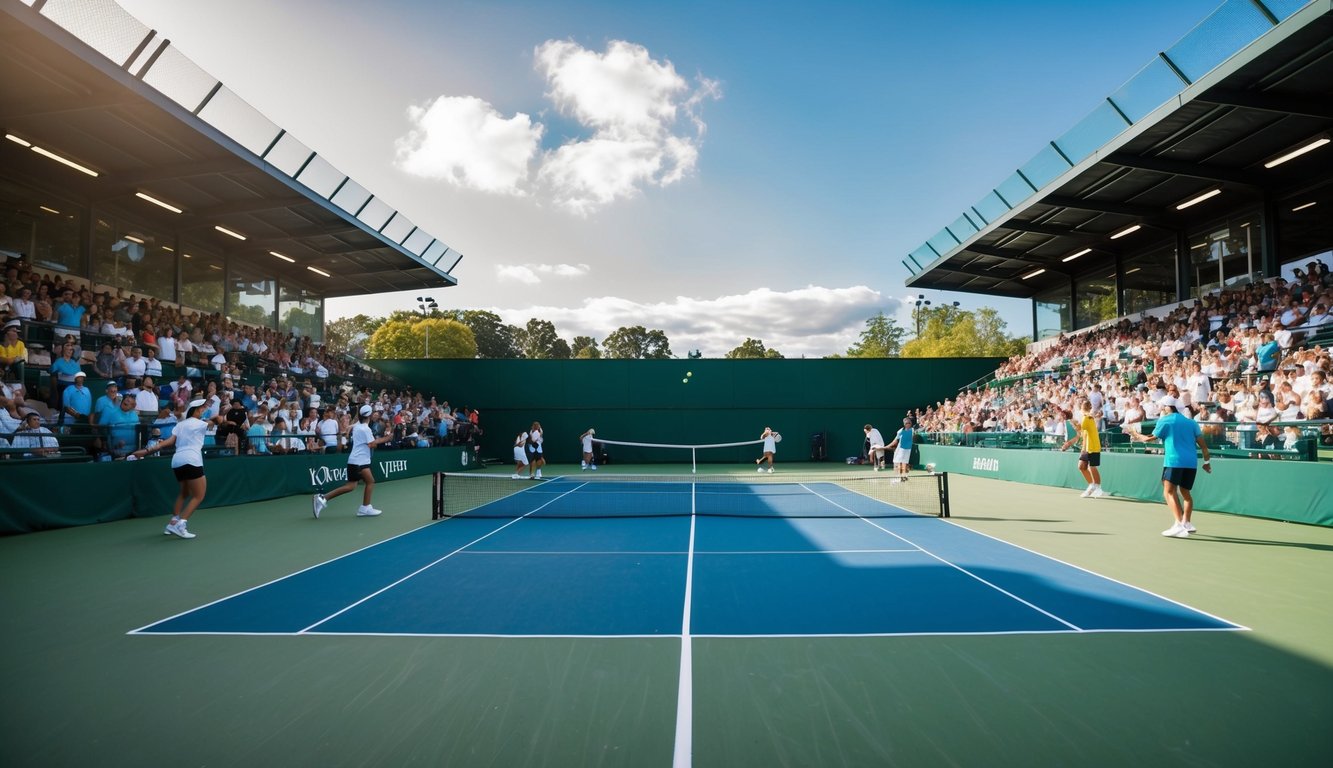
[132,478,1240,638]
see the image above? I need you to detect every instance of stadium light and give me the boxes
[270,251,295,263]
[1263,134,1330,169]
[214,225,246,240]
[136,192,183,214]
[1062,248,1092,263]
[306,266,330,277]
[1110,224,1141,240]
[1022,268,1046,280]
[1176,188,1221,210]
[1292,201,1317,212]
[416,296,439,358]
[30,145,99,177]
[5,133,31,147]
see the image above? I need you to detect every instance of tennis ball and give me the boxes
[682,378,689,383]
[686,371,693,377]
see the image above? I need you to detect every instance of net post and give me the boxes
[432,472,442,520]
[691,447,696,474]
[937,471,950,518]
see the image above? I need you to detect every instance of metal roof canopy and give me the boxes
[905,0,1333,300]
[0,0,459,300]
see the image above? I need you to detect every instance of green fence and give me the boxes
[372,358,1003,465]
[0,446,474,534]
[917,444,1333,527]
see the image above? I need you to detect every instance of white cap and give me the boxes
[360,405,373,417]
[188,398,207,410]
[74,370,86,378]
[1158,395,1181,410]
[588,428,595,435]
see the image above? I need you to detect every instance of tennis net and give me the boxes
[431,471,950,520]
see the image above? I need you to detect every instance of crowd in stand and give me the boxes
[912,259,1333,450]
[0,257,477,459]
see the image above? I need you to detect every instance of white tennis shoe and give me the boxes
[1182,521,1197,533]
[1161,523,1189,538]
[312,494,327,519]
[356,505,382,517]
[165,520,196,539]
[1090,487,1106,498]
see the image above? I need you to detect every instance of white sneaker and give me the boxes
[312,494,327,519]
[535,470,542,479]
[1161,523,1189,538]
[163,519,177,535]
[1080,486,1093,498]
[356,505,382,517]
[166,520,196,539]
[1090,487,1106,499]
[873,466,880,472]
[590,465,597,470]
[511,473,521,479]
[581,463,587,471]
[767,467,774,474]
[757,466,765,473]
[1182,521,1196,533]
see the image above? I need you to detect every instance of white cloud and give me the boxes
[395,95,543,194]
[394,40,719,214]
[534,39,720,215]
[488,285,896,357]
[495,262,591,284]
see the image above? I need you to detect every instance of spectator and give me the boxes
[0,321,25,384]
[12,412,58,457]
[103,392,141,459]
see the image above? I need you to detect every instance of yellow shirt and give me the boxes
[1080,414,1101,453]
[0,339,26,363]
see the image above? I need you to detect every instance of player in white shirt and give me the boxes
[312,405,391,518]
[132,398,225,539]
[863,424,886,470]
[755,427,779,473]
[513,431,530,479]
[579,428,598,471]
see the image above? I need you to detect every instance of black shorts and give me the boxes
[1079,451,1101,467]
[1162,467,1198,490]
[173,464,204,481]
[347,463,371,478]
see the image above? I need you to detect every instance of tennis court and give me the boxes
[3,468,1331,767]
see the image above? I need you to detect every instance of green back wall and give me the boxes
[371,358,1001,465]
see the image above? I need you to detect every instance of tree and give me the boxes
[725,338,783,359]
[572,335,601,359]
[324,313,384,358]
[447,309,522,358]
[514,318,570,359]
[900,306,1027,358]
[603,325,672,359]
[845,312,907,357]
[365,317,477,359]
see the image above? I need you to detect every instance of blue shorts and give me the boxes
[1162,467,1198,490]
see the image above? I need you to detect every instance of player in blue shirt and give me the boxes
[1128,396,1212,538]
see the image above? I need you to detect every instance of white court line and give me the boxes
[132,625,1244,639]
[671,483,698,768]
[462,548,921,556]
[296,482,589,634]
[799,483,1083,631]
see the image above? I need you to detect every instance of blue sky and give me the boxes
[119,0,1222,356]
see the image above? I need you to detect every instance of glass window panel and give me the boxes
[197,86,282,156]
[1122,241,1178,315]
[1034,284,1071,340]
[1054,102,1130,164]
[381,213,415,245]
[356,197,394,231]
[1166,0,1272,83]
[179,245,223,314]
[140,45,217,112]
[402,228,433,256]
[1075,272,1117,329]
[278,284,323,343]
[264,133,314,177]
[92,214,175,304]
[331,179,371,216]
[1260,0,1312,21]
[1109,58,1186,123]
[995,171,1035,209]
[949,214,978,240]
[1188,210,1264,298]
[421,240,448,266]
[441,248,463,273]
[226,262,276,328]
[294,155,344,198]
[0,180,85,275]
[908,244,937,268]
[974,191,1010,224]
[1019,144,1071,190]
[41,0,150,66]
[927,228,959,258]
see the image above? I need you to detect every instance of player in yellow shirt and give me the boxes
[1061,398,1104,498]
